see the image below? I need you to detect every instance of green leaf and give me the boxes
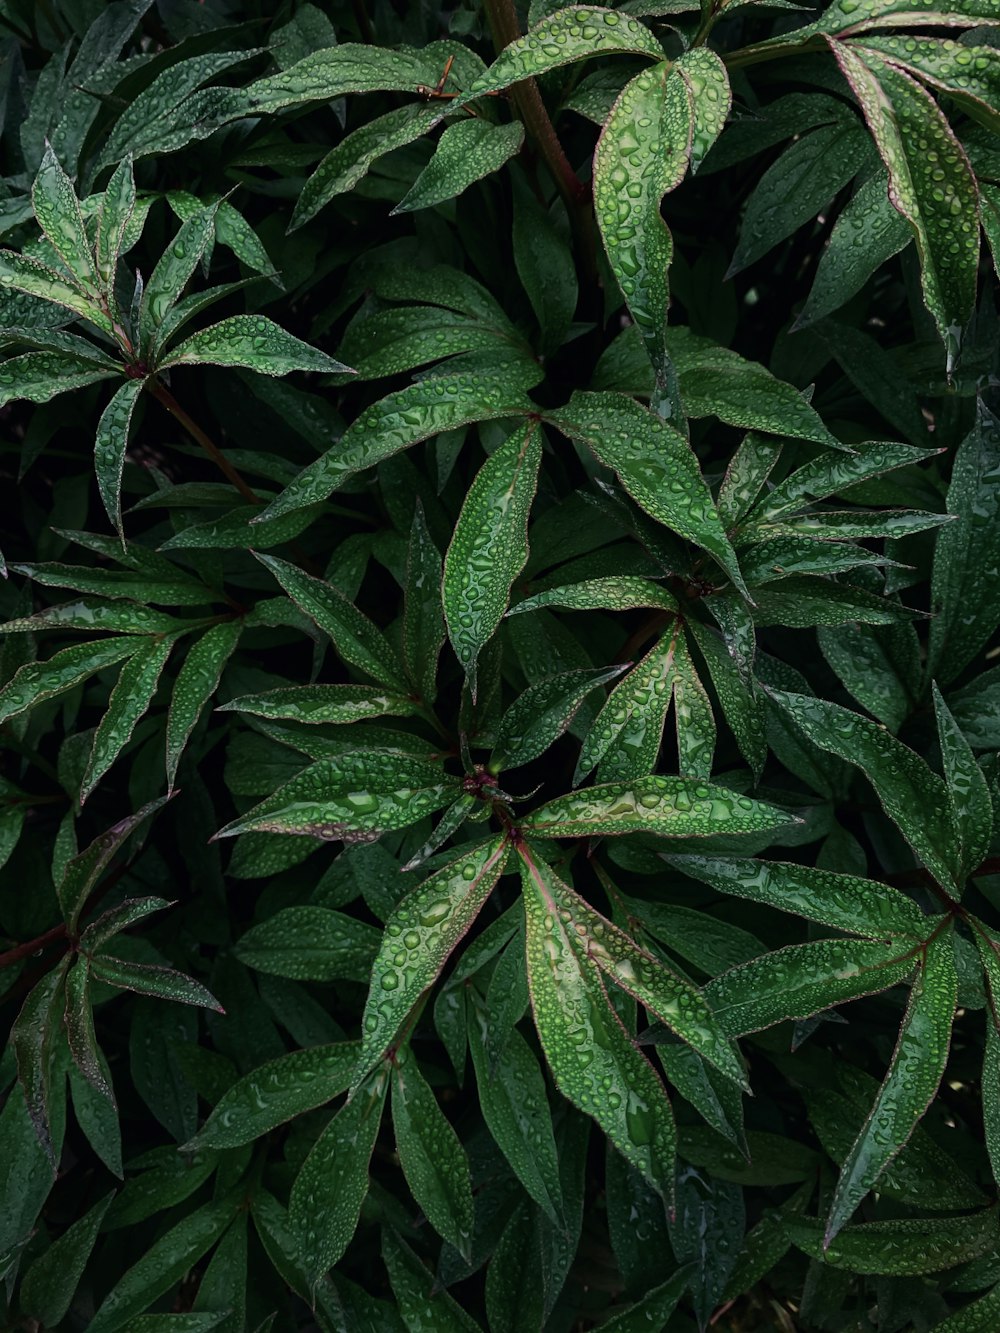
[185,1042,360,1150]
[818,622,919,733]
[232,906,380,982]
[19,1192,113,1328]
[512,180,578,356]
[81,633,176,802]
[665,854,929,938]
[95,155,136,293]
[592,61,687,420]
[519,775,791,839]
[220,684,418,726]
[550,392,747,594]
[382,1229,483,1332]
[253,553,408,690]
[64,959,113,1102]
[728,119,869,276]
[32,144,98,294]
[520,848,677,1200]
[467,991,564,1223]
[95,377,144,538]
[858,34,1000,133]
[934,684,993,879]
[768,689,961,892]
[0,249,113,332]
[443,422,542,696]
[393,119,524,214]
[10,559,211,604]
[747,440,939,524]
[0,350,118,407]
[933,1281,1000,1331]
[491,665,626,771]
[214,753,455,843]
[88,1198,238,1333]
[58,796,169,930]
[687,621,767,779]
[0,637,141,725]
[509,575,677,617]
[404,504,445,704]
[79,896,171,951]
[577,630,678,783]
[139,205,218,345]
[191,1215,247,1333]
[12,961,70,1164]
[825,927,957,1243]
[258,374,533,523]
[829,43,979,368]
[291,104,442,230]
[596,1268,692,1332]
[928,401,1000,684]
[90,955,223,1011]
[784,1208,998,1276]
[160,315,349,375]
[538,861,747,1087]
[391,1047,474,1257]
[797,170,911,327]
[703,937,918,1037]
[289,1063,389,1288]
[166,619,242,790]
[356,837,509,1084]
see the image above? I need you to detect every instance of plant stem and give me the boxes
[0,923,66,970]
[148,379,262,506]
[481,0,597,286]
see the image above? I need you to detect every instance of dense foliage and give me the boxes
[1,0,1000,1327]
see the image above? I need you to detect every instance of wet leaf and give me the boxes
[95,377,144,538]
[232,906,381,982]
[81,633,176,802]
[90,955,223,1011]
[160,315,349,375]
[166,619,242,790]
[491,664,626,771]
[393,119,524,214]
[19,1193,113,1328]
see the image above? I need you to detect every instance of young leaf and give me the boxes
[159,315,350,375]
[31,144,99,293]
[80,634,176,802]
[442,422,542,696]
[577,631,678,784]
[356,837,509,1086]
[393,119,524,215]
[391,1047,474,1258]
[95,155,136,293]
[166,619,242,790]
[185,1042,360,1150]
[825,928,958,1243]
[520,847,677,1202]
[138,205,218,345]
[289,1063,390,1288]
[519,776,791,840]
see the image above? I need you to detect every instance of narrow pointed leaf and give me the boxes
[382,1229,483,1332]
[160,315,349,375]
[933,684,993,879]
[289,1064,389,1287]
[784,1208,998,1276]
[391,1048,474,1258]
[213,753,455,842]
[254,553,408,690]
[19,1192,114,1328]
[79,896,171,951]
[520,775,791,839]
[664,855,929,938]
[0,351,117,407]
[257,375,533,522]
[0,250,113,332]
[825,928,957,1243]
[95,155,136,291]
[769,689,961,891]
[166,619,242,790]
[356,837,508,1086]
[404,503,445,704]
[520,848,677,1200]
[185,1042,360,1150]
[12,961,69,1164]
[32,144,99,292]
[58,796,170,930]
[95,377,144,537]
[139,206,217,344]
[509,576,677,616]
[492,665,626,771]
[393,119,524,214]
[551,393,747,594]
[232,906,380,982]
[0,637,140,725]
[81,634,176,801]
[90,956,223,1011]
[443,422,542,695]
[751,441,939,523]
[703,937,918,1037]
[64,959,114,1102]
[219,684,418,726]
[467,993,564,1223]
[579,631,678,784]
